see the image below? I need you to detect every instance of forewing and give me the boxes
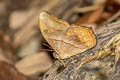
[39,11,70,58]
[39,11,70,39]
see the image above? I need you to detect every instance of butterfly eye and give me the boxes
[74,28,79,33]
[67,29,72,36]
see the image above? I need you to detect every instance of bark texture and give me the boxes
[42,21,120,80]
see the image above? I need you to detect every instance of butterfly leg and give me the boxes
[67,56,77,63]
[75,50,112,70]
[75,55,96,70]
[99,34,120,59]
[110,34,120,67]
[58,59,66,67]
[57,55,66,67]
[114,44,120,67]
[114,51,120,68]
[98,49,112,59]
[75,47,111,70]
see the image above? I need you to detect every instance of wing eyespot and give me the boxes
[83,36,89,42]
[67,29,73,36]
[74,28,79,33]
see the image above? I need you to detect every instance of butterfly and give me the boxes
[38,11,97,66]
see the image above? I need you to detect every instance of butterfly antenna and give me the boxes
[39,49,53,52]
[42,43,52,49]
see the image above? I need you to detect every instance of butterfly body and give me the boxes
[39,11,97,59]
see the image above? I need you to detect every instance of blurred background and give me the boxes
[0,0,120,80]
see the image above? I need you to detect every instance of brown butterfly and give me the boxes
[38,11,97,67]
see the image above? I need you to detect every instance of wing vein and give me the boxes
[48,38,80,48]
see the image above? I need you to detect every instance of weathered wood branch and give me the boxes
[42,21,120,80]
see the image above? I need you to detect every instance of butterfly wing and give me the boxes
[39,11,97,59]
[59,24,97,58]
[39,11,70,58]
